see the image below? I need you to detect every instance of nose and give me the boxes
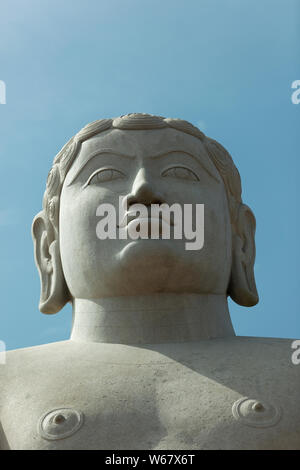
[126,168,164,207]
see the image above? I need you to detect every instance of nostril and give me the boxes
[128,199,163,208]
[142,200,162,207]
[151,199,162,205]
[127,177,165,207]
[127,193,164,208]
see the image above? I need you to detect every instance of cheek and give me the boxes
[183,184,232,281]
[59,185,128,296]
[202,194,232,281]
[60,185,120,243]
[60,189,98,246]
[58,188,108,291]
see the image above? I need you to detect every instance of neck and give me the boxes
[70,293,235,344]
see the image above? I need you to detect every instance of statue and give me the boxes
[1,114,299,449]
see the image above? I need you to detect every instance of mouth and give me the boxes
[127,217,170,231]
[117,210,174,229]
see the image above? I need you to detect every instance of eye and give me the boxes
[161,166,199,181]
[86,168,125,185]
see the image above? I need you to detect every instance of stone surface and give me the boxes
[1,338,299,450]
[1,114,299,449]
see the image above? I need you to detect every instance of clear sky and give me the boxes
[0,0,299,350]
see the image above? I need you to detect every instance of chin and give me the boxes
[108,240,179,293]
[117,239,181,266]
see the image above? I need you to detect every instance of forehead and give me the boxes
[66,127,220,182]
[81,127,204,156]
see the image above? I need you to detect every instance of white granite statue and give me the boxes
[1,114,299,449]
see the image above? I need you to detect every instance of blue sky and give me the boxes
[0,0,299,350]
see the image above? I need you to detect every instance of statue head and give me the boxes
[32,113,258,314]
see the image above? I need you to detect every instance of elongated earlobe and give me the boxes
[32,211,70,314]
[228,204,259,307]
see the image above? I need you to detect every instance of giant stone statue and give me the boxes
[0,114,299,449]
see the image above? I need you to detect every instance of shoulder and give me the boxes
[224,335,299,374]
[153,336,300,449]
[0,340,79,449]
[186,335,300,389]
[196,336,300,449]
[217,335,297,359]
[0,341,77,405]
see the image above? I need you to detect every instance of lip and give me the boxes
[118,211,174,229]
[126,217,170,227]
[121,217,172,239]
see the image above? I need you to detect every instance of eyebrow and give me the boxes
[67,148,135,185]
[67,147,220,185]
[149,149,220,182]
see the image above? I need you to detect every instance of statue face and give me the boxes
[59,127,232,298]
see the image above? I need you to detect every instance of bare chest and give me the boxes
[1,359,296,450]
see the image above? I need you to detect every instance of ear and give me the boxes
[32,211,70,314]
[228,204,259,307]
